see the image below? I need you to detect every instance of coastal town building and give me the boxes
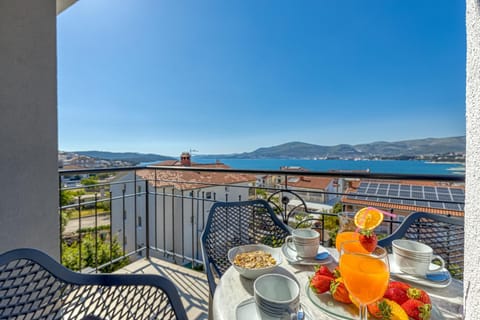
[110,153,255,263]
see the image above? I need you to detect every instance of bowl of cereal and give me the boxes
[228,244,282,279]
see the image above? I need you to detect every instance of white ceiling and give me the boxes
[57,0,77,15]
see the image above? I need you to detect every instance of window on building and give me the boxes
[206,192,212,199]
[138,216,142,227]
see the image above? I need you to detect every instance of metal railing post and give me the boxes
[145,180,150,259]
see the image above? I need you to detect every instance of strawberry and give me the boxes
[330,279,352,304]
[384,287,409,305]
[401,299,431,320]
[358,229,378,252]
[309,274,333,294]
[367,299,392,319]
[388,281,411,292]
[315,265,334,278]
[407,287,431,305]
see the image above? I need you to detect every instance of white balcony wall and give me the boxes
[110,172,147,255]
[465,0,480,313]
[0,0,58,258]
[151,183,250,263]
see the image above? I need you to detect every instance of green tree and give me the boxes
[81,177,98,187]
[326,202,344,244]
[59,190,76,233]
[60,190,75,206]
[62,234,128,272]
[81,176,100,192]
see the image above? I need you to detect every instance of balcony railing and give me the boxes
[58,165,465,278]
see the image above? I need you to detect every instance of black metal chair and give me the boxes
[378,211,464,280]
[0,248,188,320]
[200,199,291,297]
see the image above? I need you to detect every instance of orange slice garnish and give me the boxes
[354,207,384,230]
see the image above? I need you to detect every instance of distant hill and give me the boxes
[74,151,174,164]
[197,136,466,160]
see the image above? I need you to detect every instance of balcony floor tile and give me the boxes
[116,257,209,320]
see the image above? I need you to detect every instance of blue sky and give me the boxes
[57,0,466,157]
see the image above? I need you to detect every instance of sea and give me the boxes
[188,158,465,176]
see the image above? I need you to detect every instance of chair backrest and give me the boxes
[0,248,188,320]
[200,199,291,294]
[378,212,464,280]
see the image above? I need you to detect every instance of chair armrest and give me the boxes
[0,248,188,320]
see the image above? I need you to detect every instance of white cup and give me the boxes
[392,239,445,277]
[285,229,320,258]
[254,274,300,320]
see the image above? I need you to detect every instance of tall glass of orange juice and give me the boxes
[339,240,389,320]
[335,231,359,253]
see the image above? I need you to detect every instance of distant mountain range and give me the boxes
[197,136,466,160]
[74,151,174,164]
[73,136,466,163]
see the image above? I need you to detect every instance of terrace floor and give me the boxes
[115,257,209,320]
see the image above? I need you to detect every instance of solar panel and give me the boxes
[415,200,428,207]
[388,190,398,196]
[430,202,444,209]
[450,189,464,195]
[377,189,387,195]
[438,194,453,201]
[399,191,410,197]
[445,203,460,210]
[424,193,437,200]
[412,191,423,198]
[346,182,464,213]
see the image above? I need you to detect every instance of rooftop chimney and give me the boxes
[180,152,191,166]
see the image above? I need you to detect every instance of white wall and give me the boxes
[0,0,59,258]
[110,171,147,255]
[465,0,480,314]
[151,183,250,263]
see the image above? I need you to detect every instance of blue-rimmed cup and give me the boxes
[285,229,320,258]
[253,274,300,320]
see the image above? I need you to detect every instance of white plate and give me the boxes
[236,297,313,320]
[388,254,452,289]
[306,282,444,320]
[281,243,332,265]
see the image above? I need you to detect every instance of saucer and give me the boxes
[388,254,452,288]
[281,243,332,265]
[236,297,312,320]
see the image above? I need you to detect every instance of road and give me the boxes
[64,213,111,234]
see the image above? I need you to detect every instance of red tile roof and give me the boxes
[137,162,255,190]
[287,176,333,190]
[153,160,230,169]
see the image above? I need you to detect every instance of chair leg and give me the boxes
[208,292,214,320]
